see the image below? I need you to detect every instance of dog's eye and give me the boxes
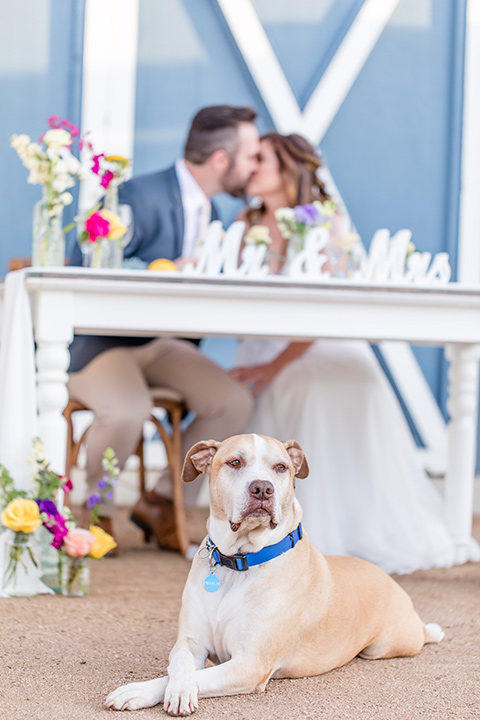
[275,463,288,473]
[227,458,241,468]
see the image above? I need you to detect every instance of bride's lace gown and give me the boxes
[236,337,480,574]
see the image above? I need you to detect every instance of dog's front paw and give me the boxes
[105,677,167,711]
[163,677,199,716]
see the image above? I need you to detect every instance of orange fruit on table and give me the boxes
[148,258,178,272]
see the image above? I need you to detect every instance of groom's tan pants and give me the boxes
[67,338,254,509]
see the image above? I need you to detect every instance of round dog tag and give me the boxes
[203,572,221,592]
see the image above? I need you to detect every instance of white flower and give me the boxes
[274,207,295,223]
[10,133,31,150]
[27,163,50,185]
[313,199,336,218]
[25,142,44,157]
[77,162,91,181]
[43,128,72,149]
[59,192,73,206]
[244,225,272,245]
[52,175,75,193]
[333,233,361,252]
[58,146,80,174]
[406,241,416,258]
[49,203,63,218]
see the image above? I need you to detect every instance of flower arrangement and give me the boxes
[10,116,88,266]
[80,135,131,217]
[72,205,127,269]
[85,447,120,525]
[0,440,117,597]
[0,438,73,594]
[63,139,130,268]
[79,208,127,246]
[244,225,272,247]
[91,152,131,192]
[10,116,83,220]
[56,448,119,595]
[274,200,336,245]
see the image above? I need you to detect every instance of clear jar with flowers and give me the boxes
[0,440,117,598]
[274,200,337,272]
[0,438,73,597]
[79,208,127,269]
[75,141,131,268]
[10,117,84,267]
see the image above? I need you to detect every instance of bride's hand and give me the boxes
[229,363,280,396]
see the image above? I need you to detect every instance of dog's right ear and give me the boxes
[182,439,220,483]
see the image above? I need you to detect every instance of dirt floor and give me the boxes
[0,510,479,720]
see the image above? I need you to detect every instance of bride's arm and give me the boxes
[230,341,312,395]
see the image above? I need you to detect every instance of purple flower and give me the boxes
[97,477,109,490]
[294,204,321,226]
[87,493,101,508]
[37,499,59,516]
[106,491,114,501]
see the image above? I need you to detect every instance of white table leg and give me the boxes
[34,290,74,475]
[445,343,480,564]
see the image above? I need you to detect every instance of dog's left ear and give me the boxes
[182,439,220,483]
[283,439,309,479]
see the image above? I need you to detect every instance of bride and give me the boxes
[231,131,479,574]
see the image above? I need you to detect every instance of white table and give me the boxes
[2,267,480,563]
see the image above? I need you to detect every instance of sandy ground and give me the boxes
[0,510,479,720]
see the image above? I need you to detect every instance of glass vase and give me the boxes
[286,233,303,270]
[38,525,61,594]
[60,555,90,597]
[80,238,123,269]
[32,192,65,267]
[103,183,119,215]
[2,531,40,597]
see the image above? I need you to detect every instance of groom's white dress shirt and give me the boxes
[175,158,212,259]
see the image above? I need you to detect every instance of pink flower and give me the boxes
[91,153,104,175]
[47,116,79,138]
[63,528,95,557]
[61,476,73,494]
[85,211,111,242]
[100,170,115,189]
[61,119,79,138]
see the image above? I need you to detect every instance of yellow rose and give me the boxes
[1,498,42,534]
[88,525,118,559]
[99,209,127,240]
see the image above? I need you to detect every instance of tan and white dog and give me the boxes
[105,434,444,716]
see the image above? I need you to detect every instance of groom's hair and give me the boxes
[184,105,257,164]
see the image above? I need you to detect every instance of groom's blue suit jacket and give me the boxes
[68,165,218,372]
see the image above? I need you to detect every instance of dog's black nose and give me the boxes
[248,480,274,501]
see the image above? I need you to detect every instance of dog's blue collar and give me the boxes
[207,523,303,572]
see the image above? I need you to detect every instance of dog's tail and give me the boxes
[424,622,445,644]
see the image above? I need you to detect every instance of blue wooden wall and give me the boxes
[0,0,84,268]
[1,0,477,466]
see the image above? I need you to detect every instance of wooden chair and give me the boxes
[63,387,190,556]
[7,257,69,271]
[7,257,32,271]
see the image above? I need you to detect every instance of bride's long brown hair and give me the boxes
[247,132,330,223]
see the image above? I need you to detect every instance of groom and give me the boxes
[67,105,260,548]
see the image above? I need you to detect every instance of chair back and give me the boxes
[8,257,32,272]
